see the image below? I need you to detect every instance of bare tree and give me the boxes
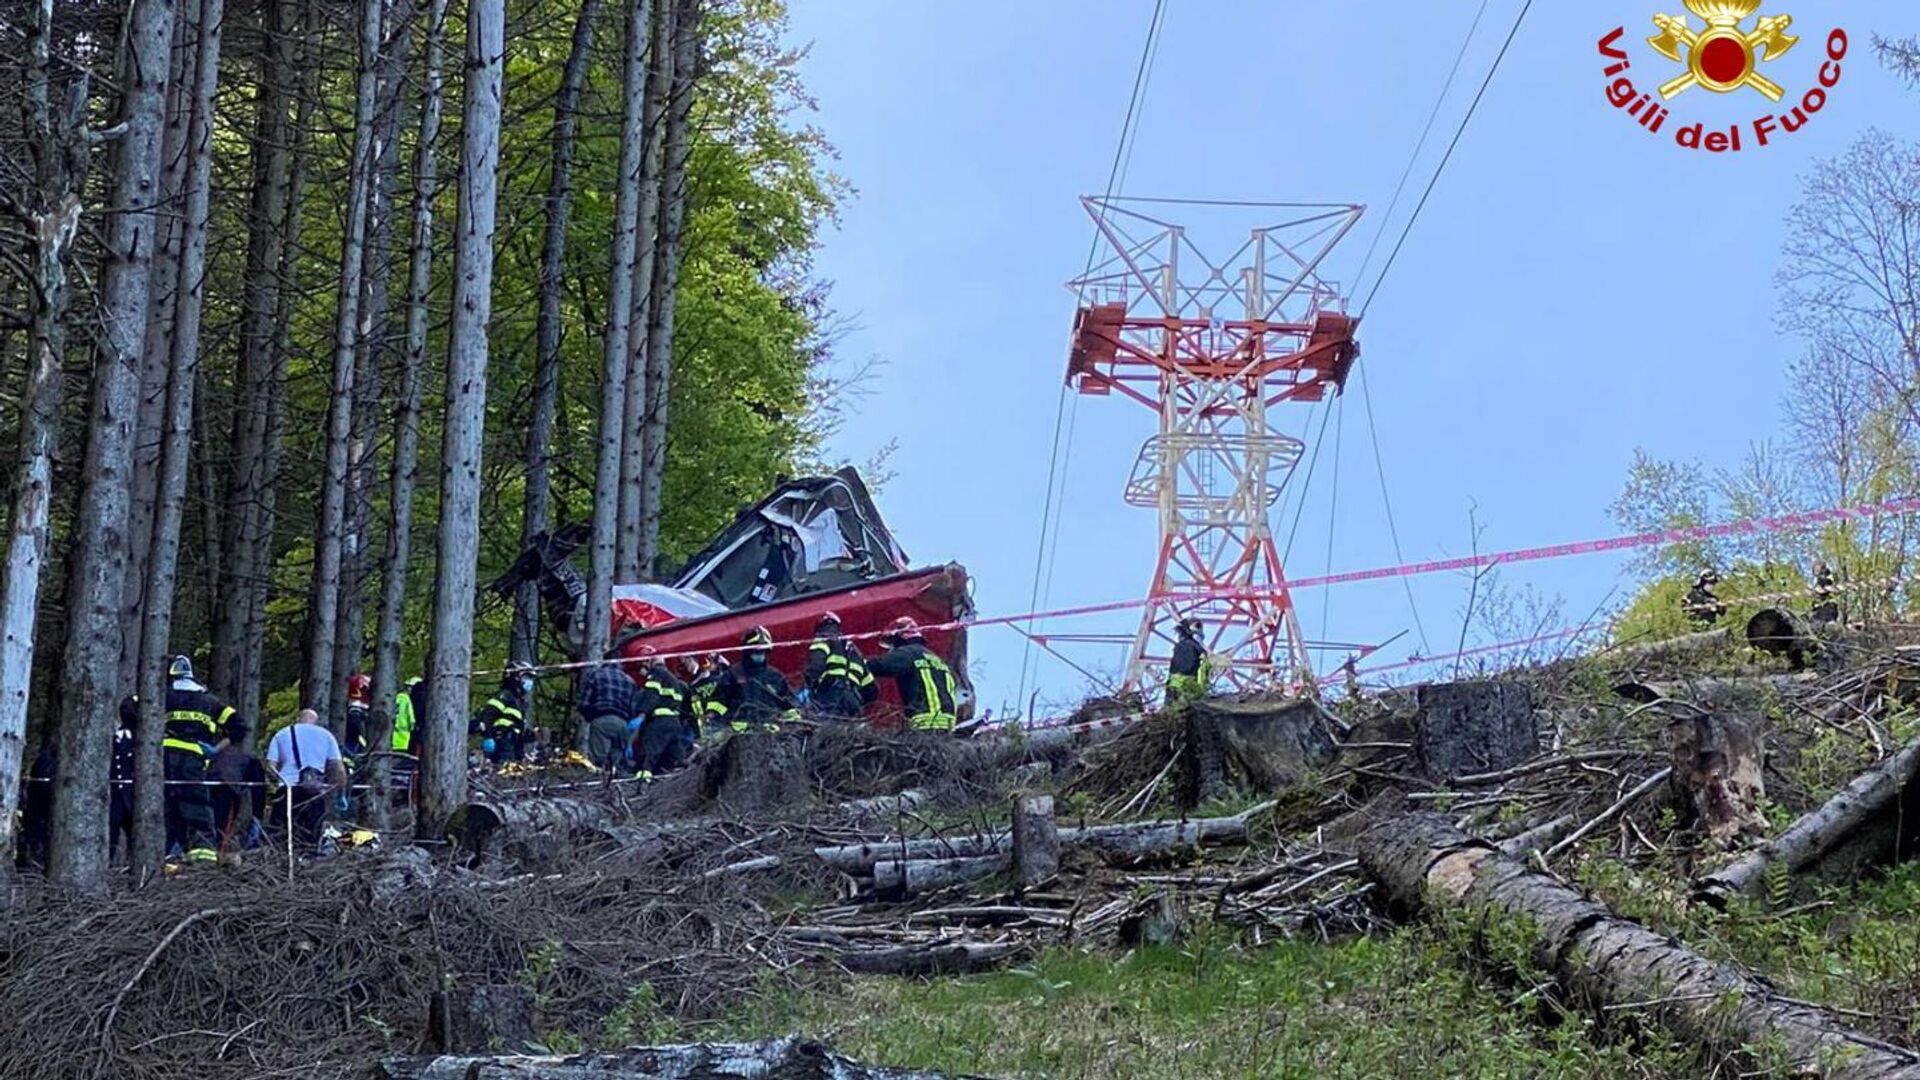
[618,0,672,579]
[305,0,387,724]
[587,0,653,667]
[132,0,224,880]
[514,0,603,671]
[369,0,445,824]
[417,0,505,840]
[1778,129,1920,430]
[1878,34,1920,85]
[636,0,702,576]
[51,0,175,891]
[0,0,89,871]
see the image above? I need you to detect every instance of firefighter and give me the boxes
[690,653,732,738]
[804,612,876,721]
[1683,569,1728,626]
[163,655,235,862]
[1811,560,1840,625]
[1166,617,1212,708]
[627,647,692,775]
[719,627,799,731]
[471,665,532,764]
[868,617,959,732]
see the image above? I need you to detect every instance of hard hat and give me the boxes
[675,654,701,678]
[743,626,774,648]
[887,616,923,643]
[709,652,731,668]
[816,611,842,631]
[632,644,658,660]
[168,655,195,680]
[1177,616,1203,637]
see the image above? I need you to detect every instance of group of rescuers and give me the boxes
[101,613,961,865]
[1681,560,1841,627]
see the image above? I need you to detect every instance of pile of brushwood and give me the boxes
[18,611,1920,1079]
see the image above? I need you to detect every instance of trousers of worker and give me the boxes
[163,746,217,857]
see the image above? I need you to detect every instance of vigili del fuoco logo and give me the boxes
[1600,0,1848,152]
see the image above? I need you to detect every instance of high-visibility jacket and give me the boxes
[164,683,237,757]
[691,669,730,730]
[868,643,958,731]
[719,660,797,730]
[1167,637,1212,703]
[634,666,690,728]
[393,679,424,753]
[805,635,875,718]
[471,687,527,737]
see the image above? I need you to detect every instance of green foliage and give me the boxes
[1610,561,1804,646]
[722,935,1709,1078]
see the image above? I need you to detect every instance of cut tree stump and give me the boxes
[427,984,537,1054]
[380,1036,999,1079]
[1010,794,1058,888]
[1668,711,1766,846]
[705,733,812,816]
[1117,891,1183,948]
[1358,812,1920,1080]
[1411,681,1536,781]
[1696,735,1920,907]
[1747,607,1815,671]
[1181,696,1339,804]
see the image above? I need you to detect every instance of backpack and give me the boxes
[287,727,329,797]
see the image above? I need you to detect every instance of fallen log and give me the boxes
[1696,736,1920,907]
[446,797,618,860]
[872,853,1009,894]
[1603,625,1733,665]
[380,1037,994,1079]
[835,941,1026,977]
[838,789,930,823]
[817,806,1266,876]
[1359,813,1920,1080]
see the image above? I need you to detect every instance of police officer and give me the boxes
[719,627,799,732]
[804,612,876,721]
[471,664,532,764]
[163,656,236,862]
[1167,617,1212,708]
[627,647,692,774]
[868,617,960,732]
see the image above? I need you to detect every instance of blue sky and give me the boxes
[784,1,1920,716]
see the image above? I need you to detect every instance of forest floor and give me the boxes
[9,619,1920,1080]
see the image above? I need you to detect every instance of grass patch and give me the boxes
[716,930,1703,1078]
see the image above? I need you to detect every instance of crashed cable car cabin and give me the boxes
[492,468,974,728]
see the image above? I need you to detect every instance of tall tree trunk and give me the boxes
[0,0,87,872]
[587,0,652,667]
[331,10,409,736]
[304,0,386,723]
[417,0,503,841]
[51,0,173,893]
[616,0,671,580]
[192,366,222,633]
[211,0,298,703]
[121,0,201,691]
[636,0,700,576]
[236,3,319,726]
[513,0,602,673]
[133,0,224,881]
[369,0,444,828]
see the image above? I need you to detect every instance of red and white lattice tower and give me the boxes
[1064,197,1364,692]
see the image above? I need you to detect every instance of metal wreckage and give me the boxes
[491,467,976,729]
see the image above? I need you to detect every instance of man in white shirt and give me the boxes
[266,709,347,852]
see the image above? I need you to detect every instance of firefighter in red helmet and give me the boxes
[868,617,959,732]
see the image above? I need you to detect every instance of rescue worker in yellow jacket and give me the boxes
[868,617,959,731]
[471,665,532,764]
[1167,617,1212,708]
